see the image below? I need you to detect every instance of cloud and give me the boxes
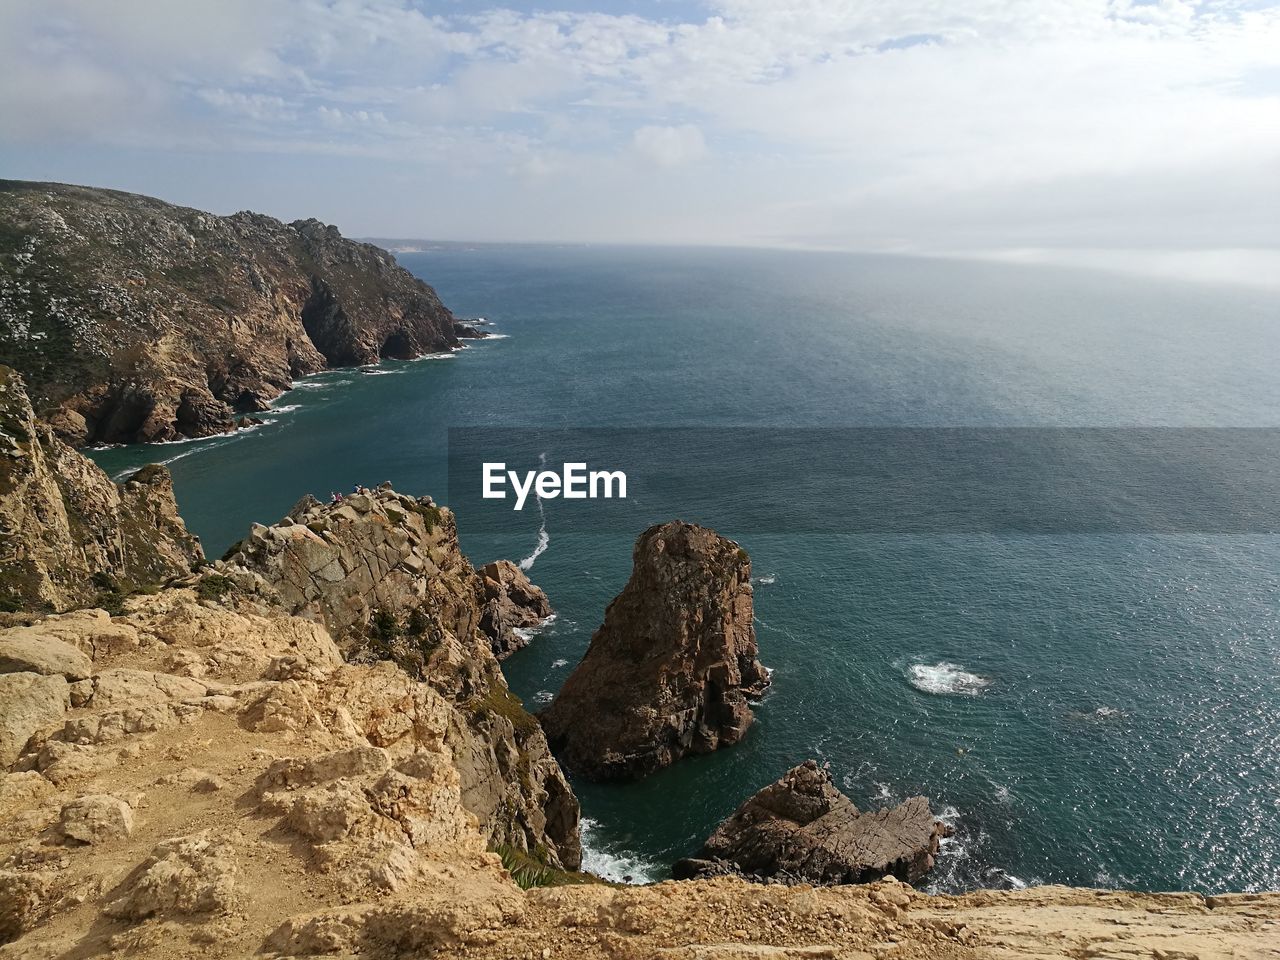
[0,0,1276,257]
[630,124,706,167]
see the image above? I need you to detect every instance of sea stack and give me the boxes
[672,760,952,886]
[540,520,769,781]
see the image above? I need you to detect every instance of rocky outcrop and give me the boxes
[0,180,462,445]
[0,625,1276,960]
[216,488,581,870]
[673,761,952,886]
[0,478,1277,957]
[541,521,770,781]
[476,560,552,659]
[0,366,202,613]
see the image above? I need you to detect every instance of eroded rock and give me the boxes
[0,672,69,767]
[475,560,552,659]
[541,521,769,781]
[104,833,237,921]
[58,793,134,844]
[673,761,951,886]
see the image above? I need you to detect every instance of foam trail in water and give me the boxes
[519,452,550,571]
[579,818,662,884]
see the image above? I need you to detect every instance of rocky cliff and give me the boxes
[0,180,473,445]
[214,488,580,871]
[673,760,952,886]
[1,442,1278,957]
[475,560,553,660]
[541,520,770,781]
[0,604,1274,960]
[0,366,202,614]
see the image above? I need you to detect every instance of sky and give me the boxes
[1,0,1278,277]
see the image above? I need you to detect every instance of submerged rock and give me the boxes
[476,560,552,660]
[673,760,952,886]
[541,520,770,781]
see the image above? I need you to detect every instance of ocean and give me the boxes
[90,245,1280,893]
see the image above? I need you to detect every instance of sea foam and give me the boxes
[579,818,662,885]
[907,661,993,696]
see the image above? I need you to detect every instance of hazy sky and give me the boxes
[1,0,1278,268]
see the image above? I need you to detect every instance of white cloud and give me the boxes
[631,123,707,167]
[0,0,1276,256]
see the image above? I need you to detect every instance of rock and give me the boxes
[672,761,952,886]
[476,560,553,659]
[220,487,581,869]
[0,672,69,766]
[0,366,203,613]
[58,794,135,844]
[0,630,92,679]
[0,868,62,943]
[541,521,769,781]
[0,182,463,446]
[104,833,237,921]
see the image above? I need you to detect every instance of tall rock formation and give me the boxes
[541,520,770,781]
[0,180,474,445]
[217,488,580,870]
[673,760,952,886]
[0,366,202,613]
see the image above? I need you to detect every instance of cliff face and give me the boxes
[216,488,581,871]
[0,180,465,445]
[0,366,202,613]
[541,520,770,781]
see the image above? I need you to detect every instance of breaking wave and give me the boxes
[579,818,662,885]
[907,661,993,696]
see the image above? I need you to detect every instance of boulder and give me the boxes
[672,760,952,886]
[58,794,135,844]
[541,521,769,781]
[0,630,93,680]
[104,833,237,921]
[476,560,553,659]
[0,672,70,767]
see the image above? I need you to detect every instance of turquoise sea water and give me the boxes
[91,246,1280,893]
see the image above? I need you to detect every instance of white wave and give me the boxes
[269,403,302,413]
[551,659,569,668]
[361,368,402,376]
[512,617,556,653]
[519,452,550,571]
[480,332,510,340]
[754,574,777,585]
[578,818,662,885]
[994,784,1013,804]
[532,690,554,705]
[907,661,993,696]
[410,351,457,362]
